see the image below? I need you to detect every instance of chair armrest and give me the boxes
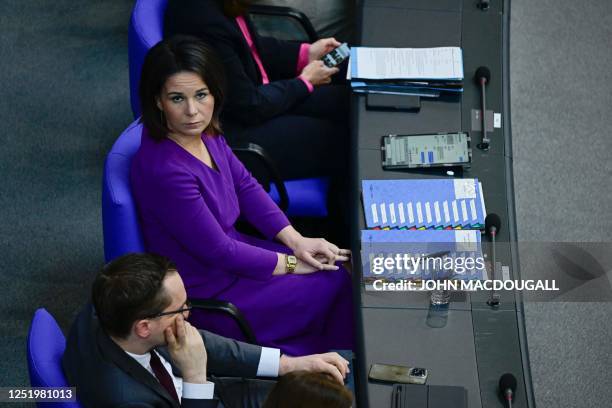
[248,5,318,43]
[232,142,289,213]
[189,297,258,344]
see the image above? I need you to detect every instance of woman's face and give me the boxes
[156,71,215,138]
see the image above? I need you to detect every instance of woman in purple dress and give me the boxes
[131,36,353,356]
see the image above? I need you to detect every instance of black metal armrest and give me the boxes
[232,142,289,213]
[189,297,257,344]
[248,5,318,43]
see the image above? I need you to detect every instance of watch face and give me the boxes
[286,255,297,271]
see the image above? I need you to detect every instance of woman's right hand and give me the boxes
[300,60,339,86]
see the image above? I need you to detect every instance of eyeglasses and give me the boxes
[148,300,192,319]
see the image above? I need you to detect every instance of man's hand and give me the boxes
[165,315,207,384]
[279,352,350,384]
[308,37,342,62]
[300,60,339,86]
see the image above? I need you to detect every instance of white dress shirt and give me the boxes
[126,347,280,400]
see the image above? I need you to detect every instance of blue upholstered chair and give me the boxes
[26,308,82,408]
[128,0,167,120]
[128,0,329,217]
[101,120,145,261]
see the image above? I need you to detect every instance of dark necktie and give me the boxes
[149,350,180,403]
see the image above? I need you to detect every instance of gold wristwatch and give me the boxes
[285,255,297,274]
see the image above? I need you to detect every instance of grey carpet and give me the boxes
[0,1,610,407]
[0,0,133,403]
[511,0,612,407]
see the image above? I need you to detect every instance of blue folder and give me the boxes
[361,229,486,282]
[362,179,486,230]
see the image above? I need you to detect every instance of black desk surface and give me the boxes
[350,1,535,407]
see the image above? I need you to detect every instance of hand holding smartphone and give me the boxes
[322,43,350,68]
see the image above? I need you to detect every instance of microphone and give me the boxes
[474,66,491,150]
[485,213,501,307]
[478,0,490,11]
[498,373,517,408]
[485,212,501,238]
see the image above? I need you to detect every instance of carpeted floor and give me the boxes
[0,1,133,403]
[510,1,612,407]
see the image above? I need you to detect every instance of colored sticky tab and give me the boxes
[389,203,397,226]
[416,202,423,224]
[371,204,379,225]
[398,203,406,225]
[434,201,441,225]
[407,202,415,226]
[470,199,477,221]
[452,201,459,224]
[443,201,451,226]
[425,202,433,226]
[461,200,468,224]
[380,203,387,226]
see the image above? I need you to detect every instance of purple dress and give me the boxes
[131,130,353,356]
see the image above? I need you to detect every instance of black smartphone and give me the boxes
[381,132,472,170]
[322,43,350,68]
[369,363,428,385]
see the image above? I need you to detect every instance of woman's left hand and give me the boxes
[291,237,351,270]
[308,37,342,62]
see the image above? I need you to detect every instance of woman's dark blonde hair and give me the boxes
[139,35,226,141]
[263,371,353,408]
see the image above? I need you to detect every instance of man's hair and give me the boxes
[139,35,226,141]
[92,253,177,339]
[263,371,353,408]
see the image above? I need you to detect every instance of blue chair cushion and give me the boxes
[102,120,145,262]
[27,309,83,407]
[27,309,68,388]
[128,0,168,117]
[269,177,330,217]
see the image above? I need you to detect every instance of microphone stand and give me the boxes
[478,77,490,150]
[505,389,514,408]
[487,226,500,307]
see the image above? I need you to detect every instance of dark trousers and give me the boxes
[213,376,277,408]
[223,84,350,181]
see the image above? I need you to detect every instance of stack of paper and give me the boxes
[361,229,487,287]
[348,47,464,97]
[362,178,486,230]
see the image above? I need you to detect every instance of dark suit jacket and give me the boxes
[62,304,263,408]
[164,0,311,126]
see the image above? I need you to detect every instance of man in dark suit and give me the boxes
[63,253,350,407]
[164,0,349,182]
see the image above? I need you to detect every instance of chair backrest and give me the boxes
[27,309,82,408]
[102,120,145,262]
[128,0,168,118]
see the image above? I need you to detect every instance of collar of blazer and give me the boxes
[94,313,182,408]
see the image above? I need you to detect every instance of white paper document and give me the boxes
[350,46,464,80]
